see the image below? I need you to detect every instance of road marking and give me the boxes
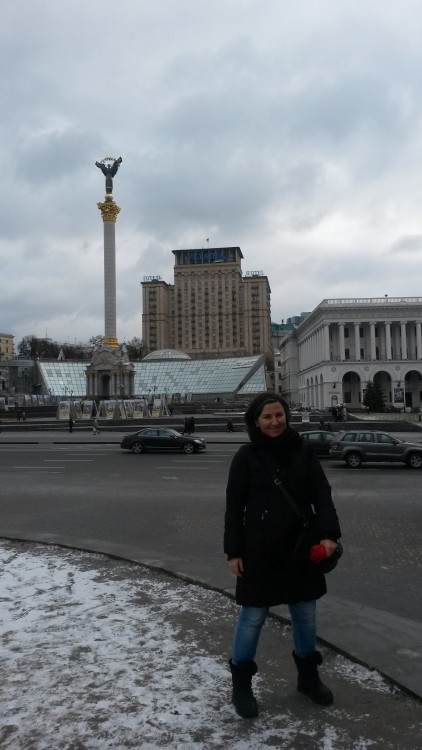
[162,476,179,480]
[157,460,224,464]
[157,466,209,470]
[44,459,94,462]
[67,453,109,456]
[12,466,66,469]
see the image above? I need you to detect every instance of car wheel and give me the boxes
[346,452,362,468]
[407,452,422,469]
[182,442,194,454]
[131,442,144,454]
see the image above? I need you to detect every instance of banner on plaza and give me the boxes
[103,400,116,419]
[151,398,161,417]
[80,400,95,419]
[132,400,144,418]
[393,387,404,405]
[58,401,70,420]
[122,400,135,418]
[73,401,82,420]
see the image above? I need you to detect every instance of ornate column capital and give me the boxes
[104,336,119,347]
[97,195,121,223]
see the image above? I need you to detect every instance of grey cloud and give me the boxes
[390,235,422,255]
[15,129,99,186]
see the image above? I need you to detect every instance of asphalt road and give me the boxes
[0,438,421,624]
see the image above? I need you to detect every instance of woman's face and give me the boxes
[255,401,286,438]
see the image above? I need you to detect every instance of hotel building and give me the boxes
[141,247,273,361]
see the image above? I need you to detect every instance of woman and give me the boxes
[224,393,341,718]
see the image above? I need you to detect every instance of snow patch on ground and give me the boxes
[0,541,420,749]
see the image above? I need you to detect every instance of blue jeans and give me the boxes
[231,600,316,663]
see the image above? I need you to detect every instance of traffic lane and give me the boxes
[325,461,422,623]
[0,445,235,587]
[0,445,421,623]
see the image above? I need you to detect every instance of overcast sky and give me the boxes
[2,0,422,347]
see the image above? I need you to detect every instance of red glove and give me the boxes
[309,544,327,563]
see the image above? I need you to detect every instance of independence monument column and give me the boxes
[95,156,122,347]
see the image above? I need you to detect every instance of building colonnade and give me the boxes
[299,320,422,368]
[86,369,134,399]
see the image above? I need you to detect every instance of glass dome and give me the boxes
[142,349,191,361]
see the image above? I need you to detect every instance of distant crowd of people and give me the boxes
[331,404,347,423]
[318,404,347,431]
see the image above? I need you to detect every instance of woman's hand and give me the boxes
[320,538,339,558]
[228,557,244,577]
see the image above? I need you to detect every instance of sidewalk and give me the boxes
[1,539,422,750]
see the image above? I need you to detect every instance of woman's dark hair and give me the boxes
[244,392,291,438]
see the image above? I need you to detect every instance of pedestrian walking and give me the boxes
[69,417,74,433]
[224,392,341,718]
[92,417,100,435]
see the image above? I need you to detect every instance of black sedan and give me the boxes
[120,427,206,454]
[300,430,335,457]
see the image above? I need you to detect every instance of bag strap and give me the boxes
[258,449,308,526]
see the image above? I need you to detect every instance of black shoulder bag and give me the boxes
[259,450,342,574]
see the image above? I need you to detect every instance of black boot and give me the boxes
[293,650,333,705]
[229,659,258,718]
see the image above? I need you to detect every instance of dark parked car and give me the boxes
[329,430,422,469]
[120,427,206,454]
[301,430,335,457]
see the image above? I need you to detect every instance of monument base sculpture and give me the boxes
[86,342,134,399]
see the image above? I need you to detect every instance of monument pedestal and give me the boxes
[85,343,134,400]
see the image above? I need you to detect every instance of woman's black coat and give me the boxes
[224,429,341,607]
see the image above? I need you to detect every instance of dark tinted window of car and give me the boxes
[357,432,375,443]
[323,433,334,441]
[341,433,357,442]
[376,434,396,445]
[307,433,321,441]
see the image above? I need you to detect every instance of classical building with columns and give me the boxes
[278,297,422,409]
